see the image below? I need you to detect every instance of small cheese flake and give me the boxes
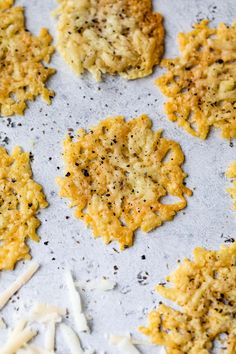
[0,262,39,310]
[157,20,236,139]
[0,146,48,270]
[54,0,164,81]
[0,0,55,116]
[96,278,116,291]
[140,242,236,353]
[109,334,141,354]
[57,115,191,249]
[226,162,236,209]
[65,270,89,333]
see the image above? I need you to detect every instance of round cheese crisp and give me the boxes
[0,0,55,116]
[57,115,191,249]
[0,146,48,270]
[140,242,236,353]
[54,0,164,81]
[157,20,236,139]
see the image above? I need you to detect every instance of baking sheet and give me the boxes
[0,0,235,352]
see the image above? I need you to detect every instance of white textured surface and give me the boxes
[0,0,235,352]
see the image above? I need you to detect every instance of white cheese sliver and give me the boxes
[60,323,84,354]
[44,321,56,352]
[108,334,130,345]
[0,262,39,310]
[2,326,37,354]
[109,334,164,353]
[65,270,89,332]
[98,278,116,291]
[115,337,141,354]
[109,335,141,354]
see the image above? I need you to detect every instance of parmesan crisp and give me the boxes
[0,0,55,116]
[54,0,164,81]
[140,242,236,354]
[157,20,236,139]
[226,161,236,210]
[57,115,191,249]
[0,147,48,270]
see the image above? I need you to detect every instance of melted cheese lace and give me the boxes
[157,20,236,139]
[57,115,191,249]
[54,0,164,81]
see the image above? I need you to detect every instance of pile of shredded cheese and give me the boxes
[0,146,48,270]
[0,0,55,116]
[140,242,236,353]
[57,115,192,249]
[0,262,141,353]
[53,0,164,81]
[157,20,236,139]
[0,264,94,353]
[226,162,236,210]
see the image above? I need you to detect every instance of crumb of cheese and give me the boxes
[140,242,236,353]
[57,115,191,249]
[157,20,236,139]
[0,147,47,270]
[53,0,164,81]
[0,0,55,116]
[226,161,236,209]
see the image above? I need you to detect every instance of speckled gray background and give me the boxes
[0,0,235,352]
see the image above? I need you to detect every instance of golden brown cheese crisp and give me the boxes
[140,242,236,354]
[226,162,236,209]
[157,20,236,139]
[0,146,48,270]
[0,0,55,116]
[57,115,191,249]
[54,0,164,81]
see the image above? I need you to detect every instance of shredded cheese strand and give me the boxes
[0,262,39,310]
[60,323,84,354]
[65,270,89,332]
[44,321,56,352]
[2,326,37,354]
